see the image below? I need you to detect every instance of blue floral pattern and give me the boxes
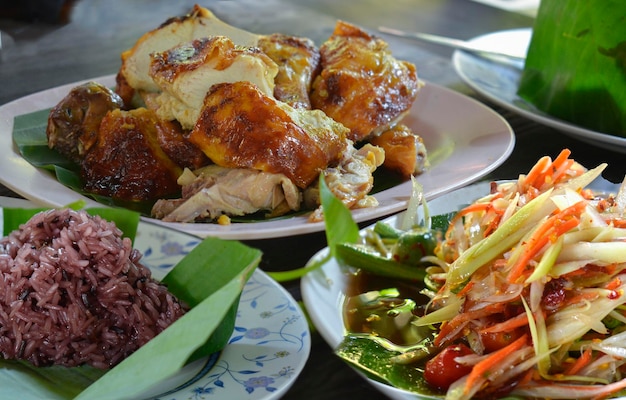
[133,224,311,400]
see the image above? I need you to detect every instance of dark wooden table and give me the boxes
[1,1,625,398]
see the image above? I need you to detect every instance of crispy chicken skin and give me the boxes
[310,21,420,142]
[154,120,209,171]
[81,108,182,202]
[148,36,278,130]
[188,81,349,189]
[47,82,124,163]
[370,124,429,178]
[257,33,321,109]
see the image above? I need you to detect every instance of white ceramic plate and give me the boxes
[300,177,619,399]
[0,74,514,239]
[452,28,626,153]
[0,197,311,400]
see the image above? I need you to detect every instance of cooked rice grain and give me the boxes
[0,209,187,369]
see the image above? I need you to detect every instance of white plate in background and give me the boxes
[452,28,626,153]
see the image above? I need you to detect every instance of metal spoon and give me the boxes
[377,26,527,61]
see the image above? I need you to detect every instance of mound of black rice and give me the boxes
[0,209,187,369]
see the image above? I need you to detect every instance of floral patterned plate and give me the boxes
[0,197,311,400]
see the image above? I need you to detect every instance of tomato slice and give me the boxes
[481,329,523,353]
[423,343,474,390]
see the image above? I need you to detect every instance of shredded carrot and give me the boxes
[482,211,505,237]
[523,156,552,190]
[507,201,585,283]
[457,281,475,298]
[434,303,506,346]
[531,149,573,190]
[480,312,529,333]
[463,334,528,394]
[564,347,593,376]
[537,149,572,187]
[457,202,495,216]
[522,149,574,192]
[446,195,507,242]
[606,276,622,291]
[448,202,495,228]
[606,218,626,228]
[549,148,572,170]
[550,159,575,184]
[445,201,498,247]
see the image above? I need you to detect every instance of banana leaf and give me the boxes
[336,335,440,397]
[0,207,262,399]
[2,205,140,243]
[517,0,626,136]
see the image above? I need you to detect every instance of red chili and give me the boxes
[423,343,474,391]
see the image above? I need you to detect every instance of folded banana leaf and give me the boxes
[517,0,626,136]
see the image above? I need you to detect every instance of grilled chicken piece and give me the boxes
[257,33,321,109]
[81,108,182,202]
[118,4,259,97]
[148,36,278,130]
[369,124,429,178]
[188,81,349,189]
[310,21,421,142]
[47,82,124,163]
[305,143,385,222]
[118,5,321,111]
[155,119,209,171]
[152,165,302,222]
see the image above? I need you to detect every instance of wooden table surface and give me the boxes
[1,1,625,398]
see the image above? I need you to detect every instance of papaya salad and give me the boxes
[335,149,626,399]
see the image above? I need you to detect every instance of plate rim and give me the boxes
[0,74,514,239]
[452,28,626,150]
